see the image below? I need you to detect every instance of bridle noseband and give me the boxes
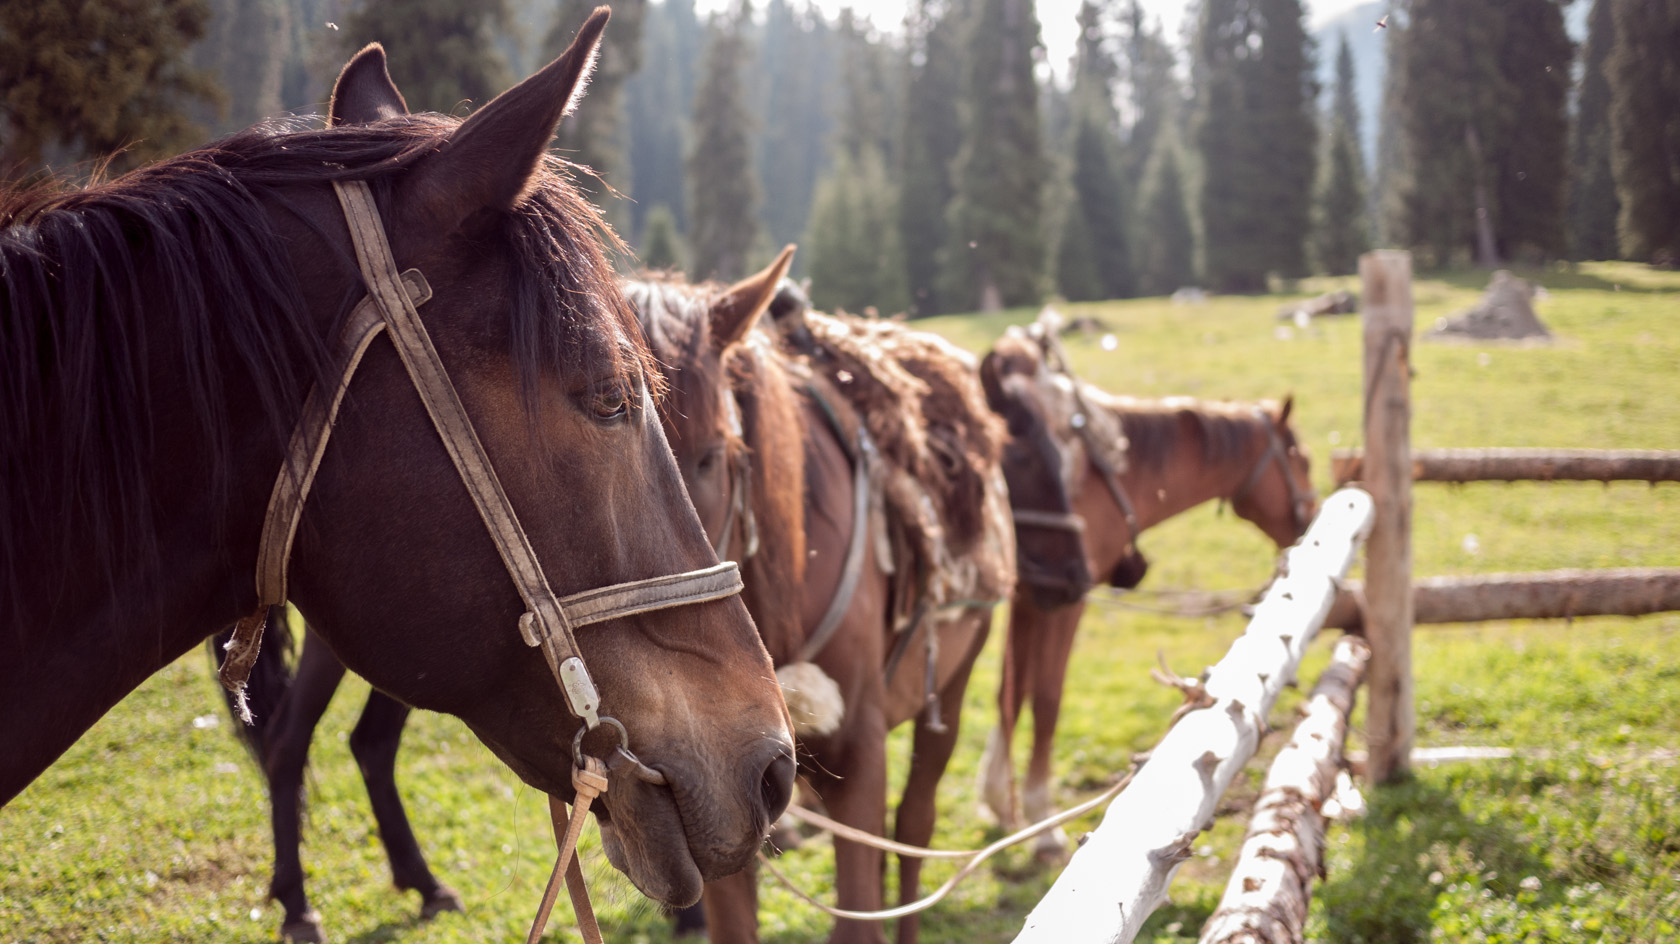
[1230,409,1314,536]
[221,180,745,774]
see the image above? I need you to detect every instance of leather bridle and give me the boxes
[220,180,746,774]
[1230,408,1314,536]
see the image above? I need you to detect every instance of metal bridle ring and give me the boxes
[571,716,669,785]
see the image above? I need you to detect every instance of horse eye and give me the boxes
[698,446,724,472]
[591,388,629,422]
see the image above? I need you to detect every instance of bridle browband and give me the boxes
[220,180,745,770]
[1230,408,1314,536]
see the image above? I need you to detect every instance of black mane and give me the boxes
[1,114,640,622]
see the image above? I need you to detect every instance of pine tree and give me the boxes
[1056,0,1134,302]
[941,0,1047,311]
[190,0,290,135]
[1,0,221,173]
[686,3,759,282]
[805,149,909,314]
[756,0,839,251]
[549,0,647,234]
[1135,130,1197,295]
[625,0,702,237]
[1311,31,1369,276]
[1607,0,1680,264]
[1568,0,1620,261]
[1383,0,1572,267]
[898,0,967,314]
[1117,1,1179,184]
[340,0,513,115]
[639,203,685,271]
[1193,0,1318,292]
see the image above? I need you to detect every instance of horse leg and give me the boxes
[808,706,890,944]
[263,629,347,943]
[894,617,986,944]
[980,600,1037,828]
[1023,603,1085,861]
[348,691,463,919]
[698,864,758,943]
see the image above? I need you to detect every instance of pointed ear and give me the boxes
[402,6,610,230]
[709,245,796,352]
[978,350,1008,412]
[1277,393,1294,426]
[330,44,409,125]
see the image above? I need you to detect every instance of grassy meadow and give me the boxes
[3,262,1677,943]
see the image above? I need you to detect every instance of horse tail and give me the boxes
[206,606,297,762]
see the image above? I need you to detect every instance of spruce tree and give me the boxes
[625,0,702,238]
[1568,0,1620,261]
[1311,31,1370,276]
[687,3,759,282]
[1607,0,1680,264]
[1193,0,1318,292]
[756,0,839,252]
[1057,0,1134,302]
[190,0,289,135]
[898,0,967,314]
[549,0,647,234]
[339,0,513,115]
[1118,1,1179,184]
[1383,0,1572,266]
[1,0,221,173]
[640,203,685,271]
[941,0,1047,311]
[805,149,909,314]
[1135,130,1197,296]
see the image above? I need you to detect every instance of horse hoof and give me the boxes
[280,911,327,943]
[1031,827,1070,865]
[420,885,465,919]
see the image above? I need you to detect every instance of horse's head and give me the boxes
[269,16,792,905]
[982,328,1094,608]
[1230,395,1317,548]
[624,248,795,556]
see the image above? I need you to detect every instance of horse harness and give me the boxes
[1230,408,1314,535]
[1009,326,1141,583]
[220,180,748,943]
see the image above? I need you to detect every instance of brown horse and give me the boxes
[0,8,792,919]
[978,323,1316,859]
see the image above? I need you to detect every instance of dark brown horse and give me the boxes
[0,8,792,921]
[978,324,1316,859]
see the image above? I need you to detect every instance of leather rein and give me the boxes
[218,179,746,944]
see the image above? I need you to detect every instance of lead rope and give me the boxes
[525,756,610,944]
[759,765,1137,921]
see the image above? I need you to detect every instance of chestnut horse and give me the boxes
[0,7,792,925]
[979,321,1316,859]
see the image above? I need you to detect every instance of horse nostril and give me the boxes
[758,744,796,826]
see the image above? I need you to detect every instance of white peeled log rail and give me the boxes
[1012,488,1376,944]
[1197,634,1371,944]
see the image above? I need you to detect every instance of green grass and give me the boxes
[4,263,1679,943]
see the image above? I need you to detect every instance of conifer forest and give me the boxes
[5,0,1677,312]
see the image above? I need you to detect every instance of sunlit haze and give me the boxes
[695,0,1378,81]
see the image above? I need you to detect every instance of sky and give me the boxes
[695,0,1379,81]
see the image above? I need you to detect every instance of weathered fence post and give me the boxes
[1359,250,1414,784]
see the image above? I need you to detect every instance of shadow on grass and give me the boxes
[1424,264,1674,295]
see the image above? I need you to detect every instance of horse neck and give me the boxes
[1114,409,1270,532]
[730,343,808,666]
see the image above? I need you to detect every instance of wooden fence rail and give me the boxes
[1011,488,1375,944]
[1332,448,1680,486]
[1322,567,1680,630]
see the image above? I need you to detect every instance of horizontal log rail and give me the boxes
[1011,488,1375,944]
[1332,448,1680,486]
[1323,568,1680,630]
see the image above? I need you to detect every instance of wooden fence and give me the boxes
[1012,488,1376,944]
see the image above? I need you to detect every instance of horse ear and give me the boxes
[1277,393,1294,425]
[978,351,1007,411]
[329,44,409,126]
[401,6,609,231]
[710,245,796,352]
